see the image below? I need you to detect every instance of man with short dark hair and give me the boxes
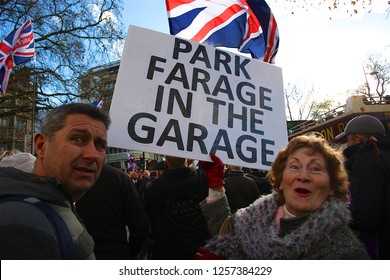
[0,103,110,259]
[335,115,390,259]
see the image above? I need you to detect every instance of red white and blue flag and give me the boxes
[166,0,279,63]
[92,99,104,108]
[0,20,35,95]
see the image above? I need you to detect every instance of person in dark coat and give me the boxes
[335,115,390,259]
[245,169,272,196]
[143,156,210,259]
[137,170,151,200]
[224,165,260,214]
[76,164,149,259]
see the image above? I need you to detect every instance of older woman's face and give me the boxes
[280,147,334,216]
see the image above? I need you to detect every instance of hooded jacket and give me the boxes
[0,167,95,259]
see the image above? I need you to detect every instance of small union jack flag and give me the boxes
[92,99,104,108]
[0,20,35,95]
[166,0,279,63]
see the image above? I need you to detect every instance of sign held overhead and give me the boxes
[108,25,287,169]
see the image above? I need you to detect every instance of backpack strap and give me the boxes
[1,195,76,259]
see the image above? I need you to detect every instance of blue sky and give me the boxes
[122,1,390,105]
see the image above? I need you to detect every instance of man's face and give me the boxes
[34,114,107,201]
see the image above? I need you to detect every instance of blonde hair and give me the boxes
[128,171,138,180]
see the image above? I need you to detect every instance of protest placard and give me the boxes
[108,25,287,169]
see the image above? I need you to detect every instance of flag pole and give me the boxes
[30,53,36,155]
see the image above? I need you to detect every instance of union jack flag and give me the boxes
[92,99,104,108]
[166,0,279,63]
[0,20,35,95]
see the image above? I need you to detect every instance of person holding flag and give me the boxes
[0,20,35,95]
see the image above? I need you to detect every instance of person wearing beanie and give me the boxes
[0,152,36,173]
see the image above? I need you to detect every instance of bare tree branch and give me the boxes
[0,0,124,114]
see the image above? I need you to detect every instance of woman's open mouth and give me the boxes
[295,187,311,196]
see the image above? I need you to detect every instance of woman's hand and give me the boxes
[199,154,225,191]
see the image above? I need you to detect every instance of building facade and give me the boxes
[0,92,33,153]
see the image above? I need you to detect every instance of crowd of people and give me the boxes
[0,103,389,260]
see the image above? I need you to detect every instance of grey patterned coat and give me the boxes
[200,193,370,260]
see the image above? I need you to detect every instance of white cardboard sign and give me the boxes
[108,25,287,169]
